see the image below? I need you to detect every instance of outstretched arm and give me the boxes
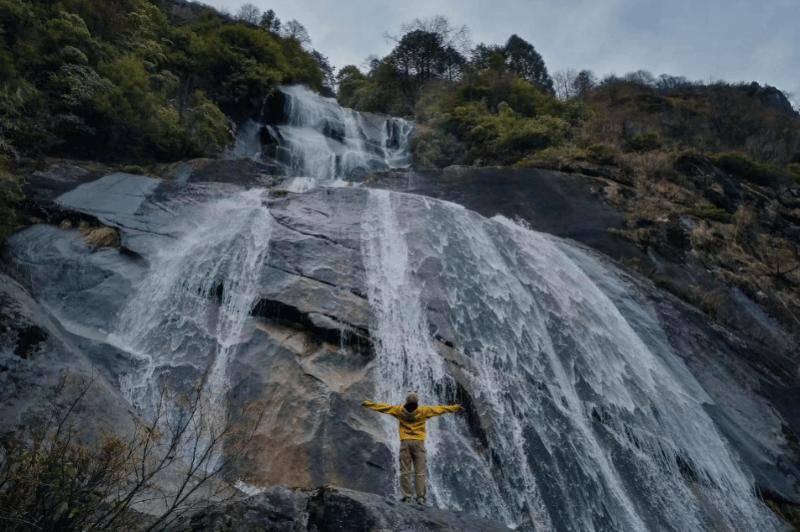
[421,405,462,418]
[362,400,400,416]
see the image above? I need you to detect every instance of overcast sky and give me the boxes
[201,0,800,102]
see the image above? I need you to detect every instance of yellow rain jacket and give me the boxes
[362,400,461,441]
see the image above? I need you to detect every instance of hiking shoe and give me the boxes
[401,496,413,503]
[416,497,427,506]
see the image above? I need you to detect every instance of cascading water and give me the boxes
[359,189,781,531]
[113,188,272,433]
[360,189,454,497]
[228,85,413,182]
[92,84,783,530]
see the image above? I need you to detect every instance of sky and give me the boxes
[202,0,800,104]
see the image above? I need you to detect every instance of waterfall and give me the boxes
[361,189,454,497]
[228,85,413,181]
[97,83,781,530]
[112,188,272,433]
[359,189,780,531]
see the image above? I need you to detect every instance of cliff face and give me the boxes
[1,160,798,530]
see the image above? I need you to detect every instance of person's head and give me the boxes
[404,392,419,411]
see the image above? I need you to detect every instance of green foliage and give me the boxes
[0,0,324,162]
[409,69,580,166]
[625,131,663,152]
[0,161,23,241]
[410,127,465,168]
[516,143,621,170]
[788,162,800,182]
[682,204,733,223]
[586,143,620,165]
[711,152,790,187]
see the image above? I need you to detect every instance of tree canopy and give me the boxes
[0,0,325,162]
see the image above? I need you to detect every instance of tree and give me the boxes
[623,69,656,87]
[504,34,553,92]
[281,19,310,45]
[398,15,471,56]
[390,30,445,81]
[470,43,506,71]
[235,3,260,25]
[553,69,578,100]
[0,376,266,531]
[439,45,466,81]
[656,74,691,91]
[259,9,281,34]
[311,50,335,95]
[572,69,596,97]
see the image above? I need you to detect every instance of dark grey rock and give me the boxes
[2,170,798,530]
[174,486,511,532]
[365,166,638,261]
[0,272,133,438]
[182,158,282,187]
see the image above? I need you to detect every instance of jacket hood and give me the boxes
[401,403,418,422]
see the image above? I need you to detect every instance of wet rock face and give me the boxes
[2,169,798,530]
[366,165,798,381]
[0,272,134,438]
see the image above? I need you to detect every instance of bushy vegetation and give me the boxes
[337,17,800,179]
[0,0,326,163]
[337,18,579,167]
[581,77,800,167]
[711,151,792,187]
[0,376,265,531]
[0,157,22,241]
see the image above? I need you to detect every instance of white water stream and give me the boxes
[359,190,780,531]
[113,189,272,435]
[102,84,781,531]
[228,85,413,181]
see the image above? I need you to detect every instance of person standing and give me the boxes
[362,392,462,504]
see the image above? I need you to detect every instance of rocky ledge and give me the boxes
[176,486,510,532]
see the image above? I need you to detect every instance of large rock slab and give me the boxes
[0,272,133,438]
[2,171,798,530]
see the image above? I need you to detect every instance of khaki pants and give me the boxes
[399,439,427,500]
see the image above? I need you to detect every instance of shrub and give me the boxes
[84,227,120,250]
[683,205,733,223]
[711,151,789,187]
[516,146,587,169]
[586,143,620,165]
[788,163,800,182]
[411,127,465,168]
[0,162,23,242]
[0,376,266,532]
[625,131,663,152]
[183,91,233,156]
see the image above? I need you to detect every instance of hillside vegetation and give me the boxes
[0,0,330,238]
[0,0,325,163]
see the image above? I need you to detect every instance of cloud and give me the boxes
[202,0,799,94]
